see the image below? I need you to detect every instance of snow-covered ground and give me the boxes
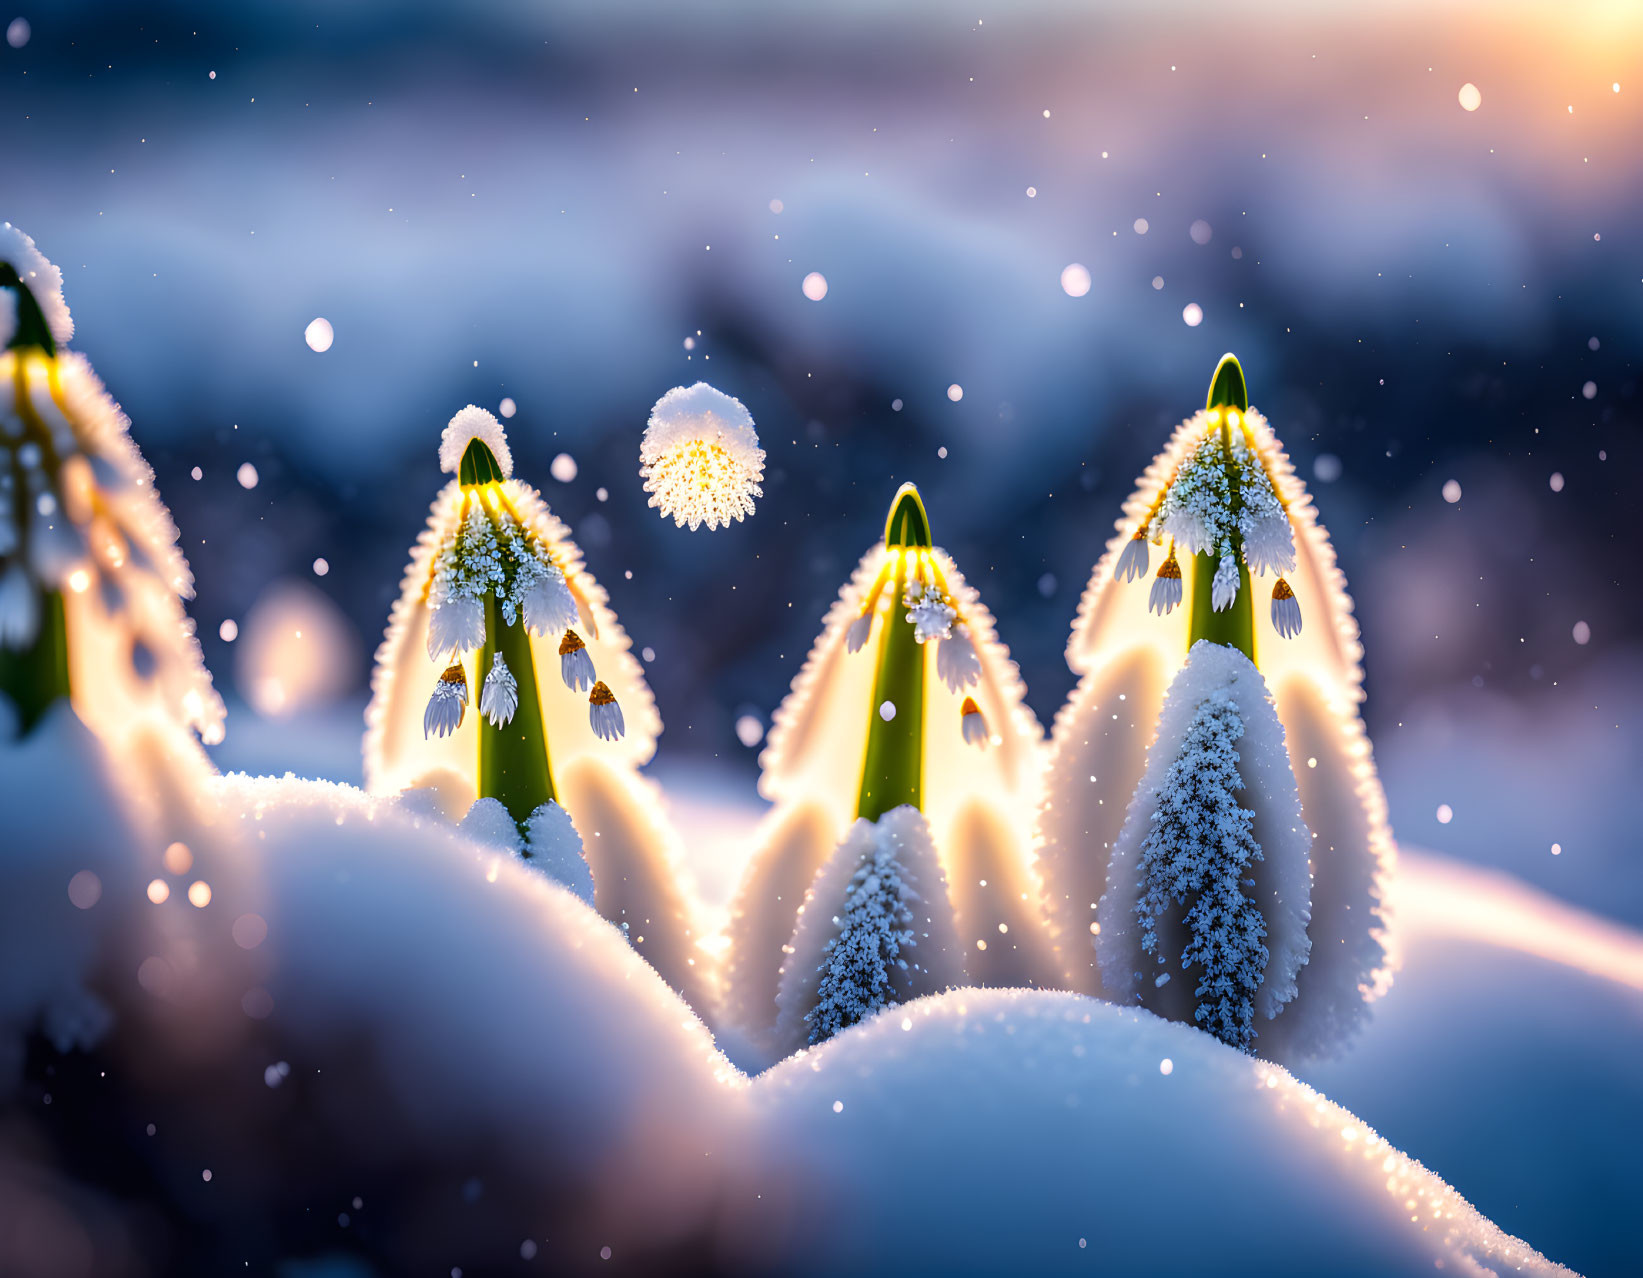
[5,711,1632,1274]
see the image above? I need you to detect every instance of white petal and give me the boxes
[1115,534,1150,583]
[590,697,625,741]
[427,595,485,661]
[561,645,596,692]
[936,627,981,691]
[523,572,577,636]
[961,708,989,747]
[480,653,519,726]
[1148,573,1183,617]
[845,611,872,654]
[1211,552,1239,612]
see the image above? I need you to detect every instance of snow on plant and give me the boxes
[1038,354,1394,1060]
[639,382,764,531]
[0,223,223,749]
[780,805,962,1049]
[365,407,708,1006]
[724,483,1046,1058]
[1112,643,1311,1051]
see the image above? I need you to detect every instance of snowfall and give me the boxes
[3,701,1636,1277]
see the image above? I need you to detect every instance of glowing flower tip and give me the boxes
[640,381,763,531]
[0,222,73,348]
[882,482,932,549]
[439,405,513,480]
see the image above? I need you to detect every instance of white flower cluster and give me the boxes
[1124,408,1302,633]
[426,500,575,661]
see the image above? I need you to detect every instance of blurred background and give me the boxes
[3,0,1639,926]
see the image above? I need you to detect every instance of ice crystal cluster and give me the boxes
[0,223,222,746]
[639,382,764,531]
[1133,686,1269,1051]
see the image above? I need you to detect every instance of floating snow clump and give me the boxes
[640,382,765,531]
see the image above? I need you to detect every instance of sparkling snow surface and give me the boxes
[2,716,1615,1274]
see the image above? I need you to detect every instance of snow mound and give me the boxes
[0,740,1582,1275]
[643,381,758,452]
[755,989,1575,1277]
[438,403,513,477]
[525,796,596,905]
[0,221,73,344]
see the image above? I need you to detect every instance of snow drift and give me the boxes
[0,723,1578,1276]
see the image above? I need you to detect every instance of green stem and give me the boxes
[1185,354,1257,664]
[856,485,932,821]
[0,589,70,733]
[476,593,556,833]
[1,265,57,355]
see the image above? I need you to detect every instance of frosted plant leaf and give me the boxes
[728,493,1048,1055]
[773,806,964,1055]
[1047,377,1394,1041]
[0,227,223,746]
[639,382,764,531]
[1096,642,1312,1043]
[522,800,596,906]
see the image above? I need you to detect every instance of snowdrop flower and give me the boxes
[903,582,956,644]
[588,680,624,741]
[1211,546,1239,612]
[936,624,980,691]
[725,482,1048,1053]
[1042,353,1395,1059]
[639,382,765,531]
[1270,578,1302,639]
[1115,530,1149,583]
[423,663,469,738]
[368,404,704,1008]
[479,652,518,727]
[559,628,595,691]
[1148,548,1182,616]
[368,405,661,833]
[0,224,222,742]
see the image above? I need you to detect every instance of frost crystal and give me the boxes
[427,492,571,655]
[1211,547,1239,612]
[479,652,518,727]
[1158,433,1234,556]
[903,583,955,643]
[1134,688,1269,1051]
[640,382,764,531]
[439,404,513,478]
[806,821,922,1045]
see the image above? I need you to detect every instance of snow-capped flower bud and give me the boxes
[588,679,624,741]
[936,624,980,691]
[424,664,468,739]
[845,610,872,653]
[1148,550,1183,616]
[1270,577,1302,639]
[559,628,596,691]
[904,582,955,644]
[0,561,39,650]
[960,695,988,747]
[1115,530,1150,583]
[1211,546,1239,613]
[521,569,577,637]
[640,382,764,531]
[426,593,485,662]
[479,652,518,727]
